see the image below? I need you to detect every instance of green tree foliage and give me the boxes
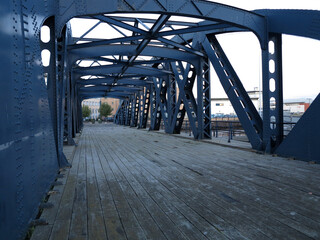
[82,105,91,118]
[99,103,113,118]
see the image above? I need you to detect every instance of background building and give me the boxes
[284,99,311,114]
[100,98,120,116]
[211,88,312,118]
[211,88,261,116]
[82,98,101,119]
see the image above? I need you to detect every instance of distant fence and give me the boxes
[145,117,298,141]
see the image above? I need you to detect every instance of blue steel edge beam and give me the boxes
[57,0,267,48]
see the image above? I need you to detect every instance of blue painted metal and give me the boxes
[254,10,320,42]
[69,44,199,66]
[276,94,320,162]
[1,0,320,239]
[0,1,59,240]
[57,0,267,48]
[202,35,263,149]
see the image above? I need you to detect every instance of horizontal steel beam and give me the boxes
[73,64,172,78]
[69,44,198,66]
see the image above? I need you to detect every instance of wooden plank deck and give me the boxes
[31,123,320,240]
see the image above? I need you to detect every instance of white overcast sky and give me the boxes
[209,0,320,100]
[70,0,320,100]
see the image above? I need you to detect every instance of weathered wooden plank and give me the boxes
[109,133,269,240]
[108,126,318,239]
[93,133,192,240]
[86,136,108,240]
[140,134,320,224]
[124,129,318,239]
[87,134,128,240]
[30,225,53,240]
[69,136,87,240]
[49,220,70,240]
[37,124,320,240]
[30,136,80,240]
[91,133,168,240]
[49,137,83,240]
[87,129,146,240]
[103,136,233,240]
[130,129,320,212]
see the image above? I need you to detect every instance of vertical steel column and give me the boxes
[71,75,78,136]
[196,53,211,139]
[76,88,83,132]
[138,88,145,128]
[114,100,123,124]
[158,77,170,131]
[139,85,151,129]
[65,70,75,145]
[41,17,69,167]
[57,31,72,163]
[131,93,140,127]
[149,84,161,130]
[266,33,284,150]
[130,95,137,126]
[119,103,125,125]
[262,33,284,152]
[124,98,132,126]
[165,63,176,132]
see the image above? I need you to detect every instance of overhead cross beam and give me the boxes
[117,14,170,78]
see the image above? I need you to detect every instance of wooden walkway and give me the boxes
[31,124,320,240]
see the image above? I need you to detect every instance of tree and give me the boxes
[82,105,91,118]
[99,103,113,118]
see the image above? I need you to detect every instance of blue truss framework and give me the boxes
[1,0,320,239]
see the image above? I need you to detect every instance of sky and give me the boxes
[69,0,320,101]
[208,0,320,101]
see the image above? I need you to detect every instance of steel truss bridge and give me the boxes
[0,0,320,239]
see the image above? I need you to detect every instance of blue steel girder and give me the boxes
[166,64,177,129]
[149,84,162,130]
[114,100,121,123]
[60,3,320,156]
[168,36,211,139]
[138,85,151,129]
[130,93,140,127]
[202,35,263,150]
[126,98,133,126]
[169,61,188,134]
[116,14,170,79]
[57,0,267,48]
[80,85,142,92]
[255,10,320,42]
[69,44,199,66]
[109,15,199,27]
[196,38,211,139]
[73,64,172,78]
[77,77,153,86]
[260,33,284,152]
[171,62,200,138]
[267,33,284,150]
[152,77,170,131]
[41,17,70,167]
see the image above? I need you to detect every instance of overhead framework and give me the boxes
[1,1,320,239]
